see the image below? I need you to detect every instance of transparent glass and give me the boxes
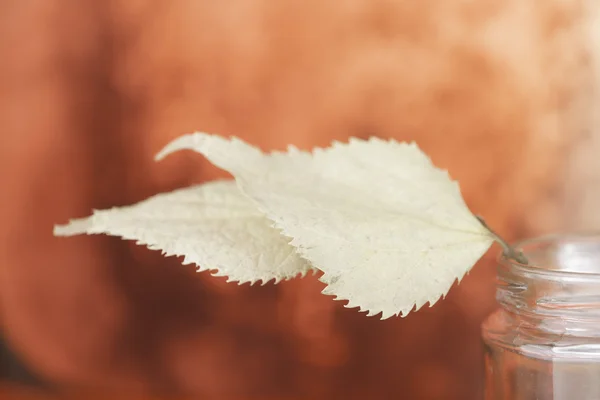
[482,234,600,400]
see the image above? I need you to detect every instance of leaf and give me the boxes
[54,180,313,285]
[156,133,495,319]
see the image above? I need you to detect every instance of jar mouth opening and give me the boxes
[499,232,600,278]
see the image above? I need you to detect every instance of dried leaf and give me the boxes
[54,180,313,285]
[156,133,494,318]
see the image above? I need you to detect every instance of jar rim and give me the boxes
[498,232,600,279]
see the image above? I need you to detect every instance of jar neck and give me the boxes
[496,234,600,336]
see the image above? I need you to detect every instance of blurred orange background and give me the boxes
[1,1,598,399]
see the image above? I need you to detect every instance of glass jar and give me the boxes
[482,234,600,400]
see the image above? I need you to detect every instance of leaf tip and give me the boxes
[53,217,92,237]
[154,132,210,162]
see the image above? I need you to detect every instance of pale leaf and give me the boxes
[156,133,495,319]
[54,180,313,285]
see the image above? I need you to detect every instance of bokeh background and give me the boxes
[1,1,599,399]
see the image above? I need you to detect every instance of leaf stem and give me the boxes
[475,216,529,265]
